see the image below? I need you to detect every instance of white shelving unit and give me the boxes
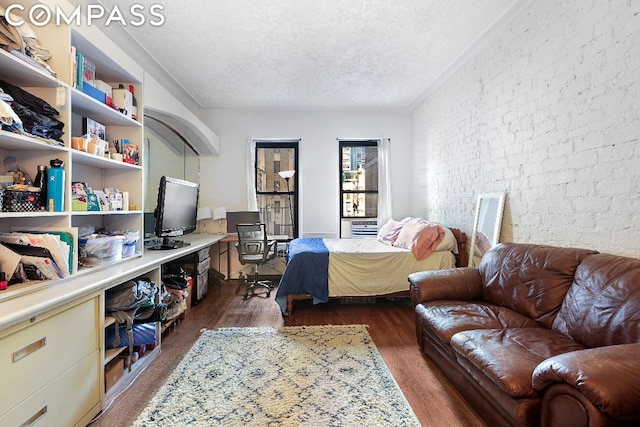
[102,267,162,409]
[0,15,145,282]
[0,2,149,425]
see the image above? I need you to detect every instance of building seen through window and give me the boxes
[255,141,298,238]
[340,141,378,218]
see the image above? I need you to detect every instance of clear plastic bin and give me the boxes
[79,235,124,266]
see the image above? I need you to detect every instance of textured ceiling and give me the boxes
[97,0,521,109]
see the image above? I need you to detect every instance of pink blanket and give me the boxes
[393,220,445,260]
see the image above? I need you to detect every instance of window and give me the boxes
[339,140,378,218]
[255,141,299,238]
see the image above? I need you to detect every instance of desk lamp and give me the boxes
[213,207,227,234]
[196,206,212,233]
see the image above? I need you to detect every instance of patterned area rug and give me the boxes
[133,325,420,426]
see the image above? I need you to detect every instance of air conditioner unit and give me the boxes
[346,219,378,239]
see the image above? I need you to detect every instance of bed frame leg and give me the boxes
[287,295,293,315]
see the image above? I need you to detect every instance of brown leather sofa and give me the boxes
[409,243,640,427]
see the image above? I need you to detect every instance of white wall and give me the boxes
[144,74,220,155]
[412,0,640,256]
[143,130,192,211]
[197,108,412,238]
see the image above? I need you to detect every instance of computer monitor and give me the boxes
[226,211,260,233]
[150,176,199,250]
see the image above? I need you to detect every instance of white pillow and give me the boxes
[377,218,404,245]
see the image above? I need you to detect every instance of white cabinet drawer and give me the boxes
[0,298,99,416]
[197,247,210,261]
[0,351,100,427]
[197,256,211,274]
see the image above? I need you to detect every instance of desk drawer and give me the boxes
[195,271,209,302]
[197,257,211,275]
[197,247,210,262]
[0,351,100,427]
[0,298,99,415]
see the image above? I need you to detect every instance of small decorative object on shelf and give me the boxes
[104,187,123,211]
[123,140,139,165]
[71,181,89,211]
[128,85,137,120]
[82,117,106,140]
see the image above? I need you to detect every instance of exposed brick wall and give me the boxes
[412,0,640,257]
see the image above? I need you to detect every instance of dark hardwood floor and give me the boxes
[89,279,486,427]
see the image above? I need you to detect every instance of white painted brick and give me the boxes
[610,197,640,215]
[412,0,640,257]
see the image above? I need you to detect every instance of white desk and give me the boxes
[0,233,226,426]
[0,233,226,332]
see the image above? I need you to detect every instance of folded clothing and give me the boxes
[0,79,64,142]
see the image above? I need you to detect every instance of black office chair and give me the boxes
[235,223,277,299]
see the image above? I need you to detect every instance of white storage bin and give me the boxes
[79,235,124,266]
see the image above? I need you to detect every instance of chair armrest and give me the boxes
[409,267,483,306]
[262,240,278,262]
[533,344,640,420]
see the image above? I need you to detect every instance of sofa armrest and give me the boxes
[409,267,483,306]
[533,344,640,421]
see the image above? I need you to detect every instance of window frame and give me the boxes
[338,140,379,219]
[254,140,299,238]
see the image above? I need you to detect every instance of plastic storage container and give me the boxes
[123,241,136,257]
[79,235,124,266]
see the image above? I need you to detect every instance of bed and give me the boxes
[275,221,467,315]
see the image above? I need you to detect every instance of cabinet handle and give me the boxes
[19,405,47,427]
[13,337,47,363]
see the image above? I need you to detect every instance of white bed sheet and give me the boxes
[323,238,455,297]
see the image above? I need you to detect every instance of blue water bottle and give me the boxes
[47,158,65,212]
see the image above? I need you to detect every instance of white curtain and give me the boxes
[246,139,257,210]
[377,138,392,228]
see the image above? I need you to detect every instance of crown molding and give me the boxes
[408,0,535,112]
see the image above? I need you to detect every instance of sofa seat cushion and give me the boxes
[416,300,542,345]
[451,328,585,398]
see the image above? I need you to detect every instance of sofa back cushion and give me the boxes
[479,243,597,328]
[552,253,640,347]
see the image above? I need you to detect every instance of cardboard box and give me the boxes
[111,87,132,118]
[105,358,124,392]
[93,80,112,97]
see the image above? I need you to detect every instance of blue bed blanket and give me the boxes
[275,238,329,315]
